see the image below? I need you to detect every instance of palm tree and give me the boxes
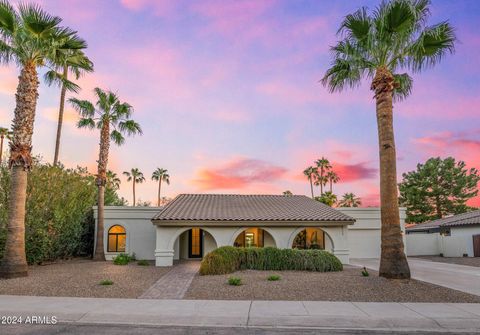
[303,166,316,198]
[70,88,142,260]
[45,47,93,166]
[0,2,87,278]
[151,168,170,206]
[315,191,337,207]
[106,170,121,190]
[339,193,362,207]
[326,171,340,193]
[321,0,455,279]
[282,190,293,195]
[314,157,331,195]
[123,168,145,206]
[0,127,13,163]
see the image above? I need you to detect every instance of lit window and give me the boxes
[108,225,126,252]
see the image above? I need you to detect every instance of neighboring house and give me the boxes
[406,210,480,257]
[94,194,407,266]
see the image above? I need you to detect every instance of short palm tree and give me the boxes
[0,127,13,163]
[314,157,331,195]
[123,168,145,206]
[339,193,362,207]
[315,191,337,207]
[151,168,170,206]
[0,2,87,278]
[45,47,93,166]
[70,88,142,260]
[326,171,340,193]
[106,170,121,190]
[303,166,316,198]
[321,0,455,279]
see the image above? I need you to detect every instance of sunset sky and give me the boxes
[0,0,479,206]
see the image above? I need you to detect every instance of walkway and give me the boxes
[351,258,480,296]
[139,261,200,299]
[0,295,479,333]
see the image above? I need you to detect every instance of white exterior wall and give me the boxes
[405,234,440,256]
[338,207,407,259]
[93,206,160,260]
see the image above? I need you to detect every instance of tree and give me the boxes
[0,127,13,163]
[322,0,455,279]
[45,46,93,166]
[315,191,338,207]
[339,193,362,207]
[283,190,293,195]
[303,166,316,198]
[326,171,340,193]
[399,157,479,223]
[123,168,145,206]
[314,157,331,195]
[106,170,121,190]
[151,168,170,207]
[0,2,87,278]
[70,88,142,260]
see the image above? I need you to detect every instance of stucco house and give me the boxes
[406,210,480,257]
[94,194,407,266]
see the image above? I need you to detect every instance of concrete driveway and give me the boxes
[351,257,480,296]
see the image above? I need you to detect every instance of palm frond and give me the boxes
[69,97,95,117]
[393,73,413,101]
[18,2,61,37]
[44,69,81,93]
[77,117,96,129]
[338,7,372,44]
[110,129,125,145]
[0,0,18,35]
[118,120,142,136]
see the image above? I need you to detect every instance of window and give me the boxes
[108,225,126,252]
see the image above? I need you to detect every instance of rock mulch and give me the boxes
[0,259,169,299]
[184,266,480,303]
[412,256,480,268]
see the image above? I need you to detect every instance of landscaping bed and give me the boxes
[412,256,480,267]
[0,259,168,298]
[184,266,480,302]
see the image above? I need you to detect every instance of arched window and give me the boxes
[108,225,126,252]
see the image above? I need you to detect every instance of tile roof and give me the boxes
[152,194,355,222]
[406,209,480,232]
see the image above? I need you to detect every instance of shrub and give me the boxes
[200,246,343,275]
[137,260,150,266]
[227,276,242,286]
[361,267,369,277]
[267,274,281,281]
[113,253,133,265]
[99,279,113,285]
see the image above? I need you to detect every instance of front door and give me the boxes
[188,228,203,258]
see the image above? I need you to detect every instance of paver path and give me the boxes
[351,257,480,296]
[139,261,200,299]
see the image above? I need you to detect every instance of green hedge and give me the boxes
[199,246,343,275]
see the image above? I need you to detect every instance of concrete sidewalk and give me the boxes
[351,258,480,296]
[0,295,479,333]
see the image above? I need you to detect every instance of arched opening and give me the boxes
[173,228,218,261]
[107,225,126,252]
[233,228,276,248]
[291,228,333,252]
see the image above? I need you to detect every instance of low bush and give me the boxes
[99,279,113,285]
[361,267,369,277]
[227,276,242,286]
[267,274,281,281]
[200,246,343,275]
[113,253,133,265]
[137,260,150,266]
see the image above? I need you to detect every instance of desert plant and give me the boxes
[227,276,242,286]
[267,274,281,281]
[137,260,149,266]
[113,253,133,265]
[361,267,370,277]
[99,279,113,285]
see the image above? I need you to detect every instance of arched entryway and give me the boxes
[232,228,277,248]
[172,228,218,260]
[291,228,334,252]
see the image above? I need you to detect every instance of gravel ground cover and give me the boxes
[0,259,169,298]
[412,256,480,267]
[184,266,480,302]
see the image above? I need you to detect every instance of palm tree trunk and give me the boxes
[0,62,39,278]
[320,170,324,195]
[53,66,68,166]
[329,180,333,193]
[157,180,162,206]
[309,179,314,198]
[0,135,4,163]
[94,122,110,261]
[372,66,410,279]
[132,180,136,206]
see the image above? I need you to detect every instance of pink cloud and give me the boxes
[332,162,377,182]
[120,0,177,16]
[192,157,287,190]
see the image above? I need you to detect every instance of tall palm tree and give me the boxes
[339,193,362,207]
[326,170,340,193]
[0,2,87,278]
[0,127,13,163]
[322,0,455,278]
[303,166,316,198]
[123,168,145,206]
[70,88,142,260]
[106,170,121,190]
[314,157,331,195]
[151,168,170,206]
[45,47,93,166]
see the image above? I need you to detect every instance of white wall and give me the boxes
[406,234,440,256]
[338,208,407,259]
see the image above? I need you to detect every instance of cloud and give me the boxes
[120,0,177,16]
[332,162,377,182]
[192,158,287,190]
